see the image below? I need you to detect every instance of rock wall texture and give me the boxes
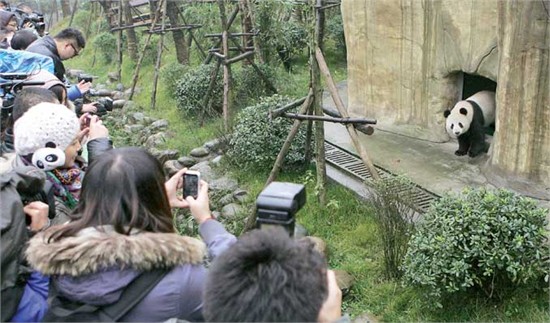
[342,0,549,194]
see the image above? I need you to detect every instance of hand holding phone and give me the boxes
[183,171,200,199]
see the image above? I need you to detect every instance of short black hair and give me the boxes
[203,228,328,322]
[54,28,85,49]
[10,29,38,50]
[12,87,59,122]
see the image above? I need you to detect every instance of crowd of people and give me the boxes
[1,1,345,322]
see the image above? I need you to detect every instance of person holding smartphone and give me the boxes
[25,148,236,322]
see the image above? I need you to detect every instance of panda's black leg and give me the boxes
[468,125,486,157]
[455,135,469,156]
[469,137,485,157]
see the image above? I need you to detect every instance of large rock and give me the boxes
[342,0,550,195]
[189,161,215,182]
[190,147,210,158]
[221,203,243,220]
[209,177,239,193]
[178,156,196,168]
[149,119,169,132]
[145,132,166,148]
[150,149,179,165]
[163,160,183,177]
[129,112,145,124]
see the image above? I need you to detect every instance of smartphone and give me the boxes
[84,115,92,127]
[183,171,200,199]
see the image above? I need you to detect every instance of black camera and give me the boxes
[7,8,46,35]
[255,182,306,237]
[92,97,113,116]
[78,74,94,83]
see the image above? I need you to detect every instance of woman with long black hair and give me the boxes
[26,147,236,321]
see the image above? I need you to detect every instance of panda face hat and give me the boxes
[14,102,80,170]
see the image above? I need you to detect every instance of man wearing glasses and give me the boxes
[26,28,85,82]
[26,27,95,111]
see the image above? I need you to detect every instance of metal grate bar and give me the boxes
[324,141,440,213]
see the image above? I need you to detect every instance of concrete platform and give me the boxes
[322,81,550,207]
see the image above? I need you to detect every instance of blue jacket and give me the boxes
[26,220,237,321]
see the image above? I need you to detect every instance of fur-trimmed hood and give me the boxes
[26,226,207,277]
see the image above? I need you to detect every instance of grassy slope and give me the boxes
[56,13,549,322]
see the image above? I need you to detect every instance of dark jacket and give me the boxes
[26,220,237,322]
[26,35,65,81]
[0,165,46,321]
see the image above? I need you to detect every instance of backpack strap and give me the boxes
[47,268,170,321]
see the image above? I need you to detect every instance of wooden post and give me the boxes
[315,47,381,180]
[312,0,326,205]
[116,1,123,82]
[244,90,313,232]
[218,0,232,131]
[199,59,222,126]
[150,0,168,110]
[128,0,163,100]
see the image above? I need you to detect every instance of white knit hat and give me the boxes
[14,102,80,170]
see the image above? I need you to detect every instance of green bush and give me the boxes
[161,61,187,96]
[228,95,311,169]
[174,64,222,116]
[92,32,117,63]
[402,188,549,305]
[234,64,277,108]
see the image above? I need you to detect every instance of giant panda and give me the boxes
[443,90,496,158]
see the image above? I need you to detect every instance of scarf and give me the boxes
[46,162,84,210]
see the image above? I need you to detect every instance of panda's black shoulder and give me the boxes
[466,100,485,124]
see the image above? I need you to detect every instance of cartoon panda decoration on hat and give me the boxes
[14,102,80,171]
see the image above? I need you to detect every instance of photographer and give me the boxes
[0,9,16,48]
[26,28,86,83]
[203,227,344,322]
[1,165,52,322]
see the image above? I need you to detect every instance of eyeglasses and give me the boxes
[69,43,80,56]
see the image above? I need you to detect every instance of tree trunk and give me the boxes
[97,0,112,27]
[218,0,232,131]
[150,0,168,110]
[239,0,253,65]
[166,1,189,65]
[312,0,326,206]
[244,0,263,64]
[123,0,138,62]
[68,0,79,27]
[60,0,71,18]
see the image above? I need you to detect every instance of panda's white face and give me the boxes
[446,112,470,138]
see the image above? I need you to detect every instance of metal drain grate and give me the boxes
[324,141,440,213]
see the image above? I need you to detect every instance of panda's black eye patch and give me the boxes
[450,124,454,129]
[459,122,463,128]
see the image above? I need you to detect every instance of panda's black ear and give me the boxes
[459,108,468,115]
[443,110,450,118]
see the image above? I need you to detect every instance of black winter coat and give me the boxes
[26,36,65,81]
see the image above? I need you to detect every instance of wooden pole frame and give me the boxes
[150,0,168,110]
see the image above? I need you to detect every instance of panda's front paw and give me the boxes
[455,150,467,156]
